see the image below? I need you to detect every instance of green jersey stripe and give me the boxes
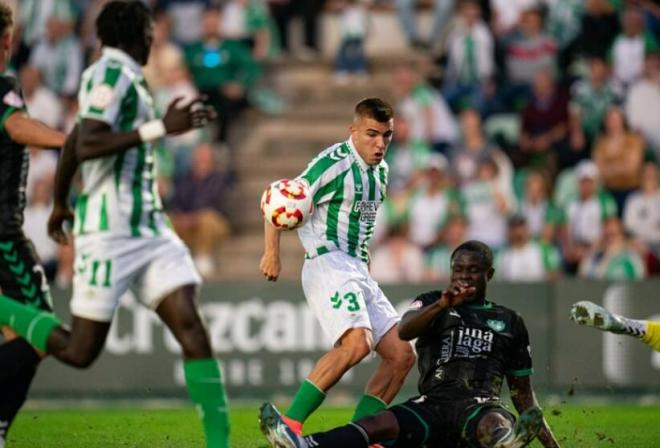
[367,168,376,201]
[99,193,109,231]
[130,144,147,237]
[325,171,349,245]
[76,194,88,234]
[302,143,350,186]
[347,164,363,256]
[89,65,121,115]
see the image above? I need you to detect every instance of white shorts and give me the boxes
[301,250,400,347]
[71,232,201,322]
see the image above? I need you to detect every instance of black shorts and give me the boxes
[0,235,52,312]
[388,395,516,448]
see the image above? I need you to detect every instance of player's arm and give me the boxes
[77,97,212,161]
[508,375,560,448]
[260,220,282,281]
[4,110,66,148]
[48,126,80,245]
[398,282,475,340]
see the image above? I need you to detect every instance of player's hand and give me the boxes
[48,204,74,245]
[439,280,476,308]
[260,252,281,282]
[162,96,214,135]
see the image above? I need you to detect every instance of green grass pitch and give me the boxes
[8,404,660,447]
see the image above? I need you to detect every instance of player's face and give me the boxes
[350,116,394,166]
[450,251,493,302]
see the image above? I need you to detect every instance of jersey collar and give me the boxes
[464,300,493,310]
[347,137,377,172]
[102,47,143,75]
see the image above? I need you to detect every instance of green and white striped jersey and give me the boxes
[74,47,168,238]
[297,139,388,263]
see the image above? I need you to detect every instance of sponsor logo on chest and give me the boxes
[354,200,378,223]
[455,326,494,356]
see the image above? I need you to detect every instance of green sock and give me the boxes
[351,393,387,421]
[285,379,326,423]
[184,358,230,448]
[0,294,60,351]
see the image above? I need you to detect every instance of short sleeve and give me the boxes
[505,313,534,377]
[79,63,129,126]
[298,145,350,206]
[407,290,443,312]
[0,77,26,134]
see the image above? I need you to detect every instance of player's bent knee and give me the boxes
[396,344,416,373]
[65,350,100,369]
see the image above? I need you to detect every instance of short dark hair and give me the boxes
[354,98,394,123]
[96,1,152,49]
[451,240,493,269]
[0,2,13,37]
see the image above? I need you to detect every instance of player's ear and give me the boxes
[486,267,494,281]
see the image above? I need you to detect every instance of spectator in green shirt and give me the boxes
[579,216,646,279]
[184,6,261,144]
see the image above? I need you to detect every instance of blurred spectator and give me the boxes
[394,0,456,50]
[29,15,82,97]
[442,0,495,114]
[611,7,659,92]
[407,154,463,250]
[569,55,621,155]
[385,116,432,193]
[592,105,644,213]
[625,51,660,159]
[392,61,457,154]
[623,162,660,254]
[502,7,558,109]
[495,214,561,282]
[222,0,276,61]
[161,0,211,45]
[579,216,646,279]
[577,0,620,59]
[19,64,62,129]
[424,215,467,282]
[268,0,323,58]
[333,0,369,84]
[169,143,233,278]
[26,148,58,203]
[544,0,584,70]
[371,224,424,284]
[517,69,570,177]
[490,0,536,37]
[184,6,260,144]
[516,169,560,244]
[143,9,186,92]
[462,155,513,249]
[559,160,618,273]
[18,0,77,47]
[22,173,59,280]
[451,107,512,190]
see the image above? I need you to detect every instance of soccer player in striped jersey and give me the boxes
[260,98,416,437]
[0,3,68,443]
[0,2,229,447]
[570,301,660,352]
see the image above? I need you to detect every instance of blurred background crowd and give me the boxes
[7,0,660,285]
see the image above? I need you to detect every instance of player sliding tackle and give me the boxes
[259,98,416,438]
[0,2,229,447]
[261,241,561,448]
[570,301,660,351]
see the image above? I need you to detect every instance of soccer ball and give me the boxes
[260,179,314,230]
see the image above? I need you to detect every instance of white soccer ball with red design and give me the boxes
[260,179,314,230]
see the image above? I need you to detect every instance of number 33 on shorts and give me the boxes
[330,291,364,312]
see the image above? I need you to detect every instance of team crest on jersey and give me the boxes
[3,90,23,108]
[89,83,115,109]
[486,319,506,332]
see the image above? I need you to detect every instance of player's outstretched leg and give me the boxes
[492,406,543,448]
[155,285,230,448]
[570,301,660,351]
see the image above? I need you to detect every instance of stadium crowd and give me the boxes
[8,0,660,282]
